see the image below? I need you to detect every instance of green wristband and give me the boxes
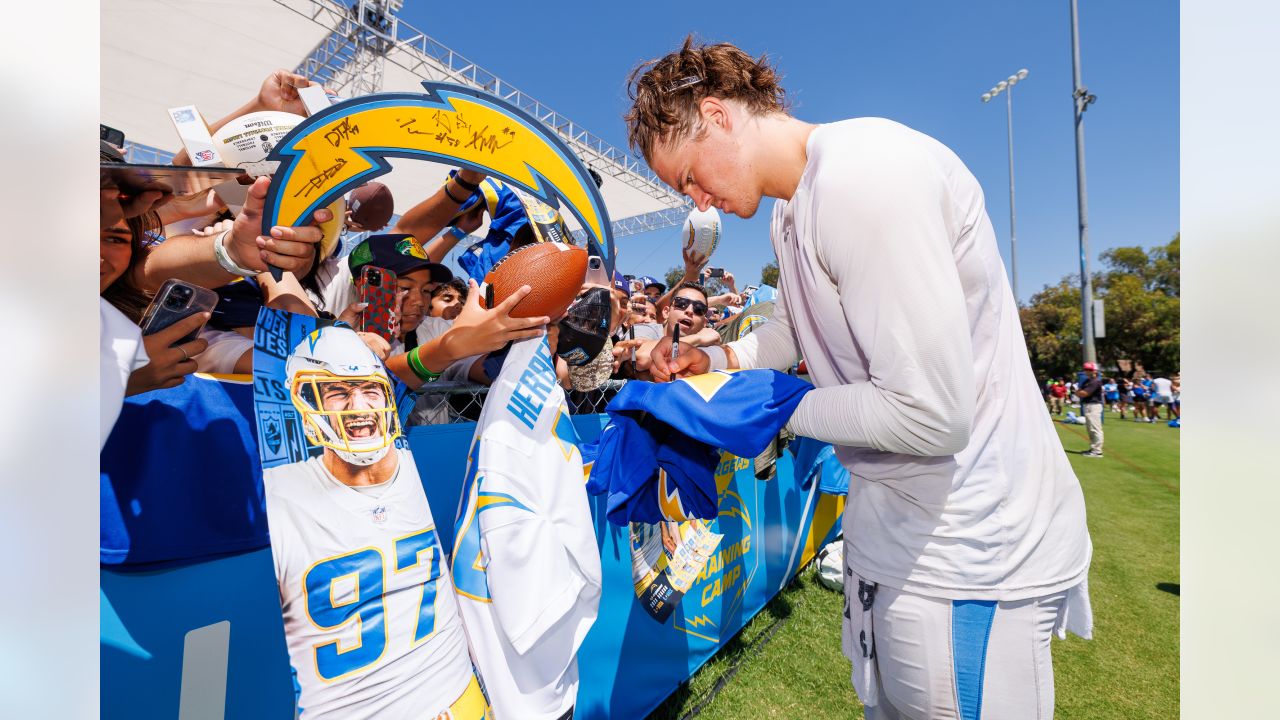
[407,346,442,382]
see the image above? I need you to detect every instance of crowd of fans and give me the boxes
[1041,371,1181,422]
[100,68,769,447]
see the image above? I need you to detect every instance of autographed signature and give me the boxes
[293,157,348,199]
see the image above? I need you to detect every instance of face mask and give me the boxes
[557,286,612,366]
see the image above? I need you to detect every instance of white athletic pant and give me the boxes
[1084,403,1104,453]
[842,569,1070,720]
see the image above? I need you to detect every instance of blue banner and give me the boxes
[101,416,843,719]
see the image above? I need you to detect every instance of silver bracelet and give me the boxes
[213,229,259,277]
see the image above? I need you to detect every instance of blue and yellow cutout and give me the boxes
[261,82,615,276]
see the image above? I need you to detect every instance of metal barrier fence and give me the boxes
[407,379,628,426]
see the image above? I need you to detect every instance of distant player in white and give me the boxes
[451,333,602,720]
[264,327,490,719]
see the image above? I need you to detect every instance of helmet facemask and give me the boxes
[291,371,401,466]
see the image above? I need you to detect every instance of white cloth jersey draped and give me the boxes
[264,449,475,719]
[451,333,603,719]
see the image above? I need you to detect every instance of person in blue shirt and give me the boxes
[1131,375,1151,422]
[1103,378,1119,412]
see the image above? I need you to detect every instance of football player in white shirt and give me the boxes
[629,39,1093,719]
[264,327,490,719]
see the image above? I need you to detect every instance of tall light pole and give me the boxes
[1069,0,1098,364]
[981,68,1029,303]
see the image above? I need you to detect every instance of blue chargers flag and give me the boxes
[586,370,814,525]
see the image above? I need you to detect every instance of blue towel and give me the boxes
[586,370,814,525]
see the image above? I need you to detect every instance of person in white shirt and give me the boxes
[628,37,1092,719]
[1150,375,1176,420]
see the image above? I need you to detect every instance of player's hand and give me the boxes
[442,280,549,359]
[227,176,332,275]
[125,312,210,396]
[648,337,709,383]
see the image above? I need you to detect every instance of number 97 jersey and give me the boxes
[265,449,475,719]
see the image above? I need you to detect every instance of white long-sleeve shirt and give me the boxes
[719,118,1091,601]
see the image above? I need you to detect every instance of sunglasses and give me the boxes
[672,296,708,316]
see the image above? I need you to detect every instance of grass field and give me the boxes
[651,413,1180,719]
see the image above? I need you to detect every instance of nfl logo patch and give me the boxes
[371,505,387,524]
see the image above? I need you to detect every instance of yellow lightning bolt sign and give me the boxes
[261,83,613,277]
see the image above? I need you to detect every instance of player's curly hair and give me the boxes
[625,35,789,162]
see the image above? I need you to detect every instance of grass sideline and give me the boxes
[650,414,1179,719]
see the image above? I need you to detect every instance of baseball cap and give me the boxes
[348,233,453,283]
[640,276,666,293]
[612,271,628,293]
[347,182,394,231]
[1082,362,1098,371]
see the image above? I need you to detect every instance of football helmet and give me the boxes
[286,327,401,466]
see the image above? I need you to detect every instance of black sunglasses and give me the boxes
[672,296,708,316]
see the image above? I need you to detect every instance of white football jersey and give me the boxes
[265,449,474,719]
[451,335,603,719]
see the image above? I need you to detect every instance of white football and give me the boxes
[682,207,721,260]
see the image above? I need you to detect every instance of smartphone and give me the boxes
[585,254,609,287]
[355,265,399,343]
[706,267,725,279]
[630,279,643,293]
[140,279,218,345]
[743,284,760,295]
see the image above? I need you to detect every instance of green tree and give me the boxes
[664,266,685,291]
[1020,278,1083,379]
[1021,233,1180,377]
[761,261,779,287]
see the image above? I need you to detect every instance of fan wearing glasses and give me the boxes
[614,282,721,379]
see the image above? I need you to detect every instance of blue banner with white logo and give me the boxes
[101,414,843,719]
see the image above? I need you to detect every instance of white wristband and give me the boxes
[213,229,259,277]
[703,344,729,371]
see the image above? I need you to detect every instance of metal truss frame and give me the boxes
[273,0,688,212]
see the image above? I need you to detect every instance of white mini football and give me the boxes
[682,207,721,260]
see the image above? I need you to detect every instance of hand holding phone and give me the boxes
[140,279,218,345]
[355,265,399,343]
[586,255,609,287]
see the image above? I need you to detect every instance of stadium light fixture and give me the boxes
[979,68,1030,302]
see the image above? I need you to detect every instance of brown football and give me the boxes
[483,242,588,318]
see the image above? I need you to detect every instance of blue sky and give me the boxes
[400,0,1178,302]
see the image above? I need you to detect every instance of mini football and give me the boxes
[682,207,721,260]
[483,242,588,318]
